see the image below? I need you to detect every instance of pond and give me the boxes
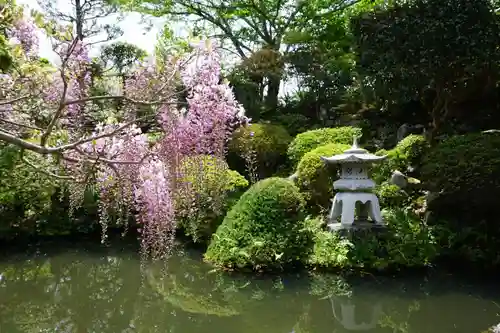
[0,239,499,333]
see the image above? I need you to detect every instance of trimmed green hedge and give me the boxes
[296,143,350,211]
[287,126,362,166]
[204,177,311,271]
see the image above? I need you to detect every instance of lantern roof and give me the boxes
[320,135,387,164]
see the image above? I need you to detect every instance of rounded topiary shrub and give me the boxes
[296,143,350,211]
[204,177,311,271]
[287,126,362,166]
[228,123,292,180]
[420,132,500,266]
[371,134,429,184]
[175,155,249,244]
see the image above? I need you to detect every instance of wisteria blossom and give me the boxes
[0,9,248,259]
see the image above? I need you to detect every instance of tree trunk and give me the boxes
[75,0,84,41]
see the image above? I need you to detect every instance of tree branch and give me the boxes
[40,39,79,147]
[65,147,153,166]
[22,156,76,180]
[0,129,52,154]
[0,95,28,106]
[0,118,43,131]
[63,94,182,106]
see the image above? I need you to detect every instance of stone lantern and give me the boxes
[320,136,386,230]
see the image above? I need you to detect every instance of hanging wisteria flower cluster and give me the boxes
[0,9,248,259]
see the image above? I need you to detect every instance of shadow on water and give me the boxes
[0,237,499,333]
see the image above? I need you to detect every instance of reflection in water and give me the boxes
[329,295,383,331]
[0,242,499,333]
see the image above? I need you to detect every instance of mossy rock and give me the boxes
[287,126,362,166]
[175,155,249,244]
[307,208,439,271]
[204,177,311,271]
[296,143,350,212]
[228,123,293,179]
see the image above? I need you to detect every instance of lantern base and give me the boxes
[327,220,386,232]
[327,192,384,227]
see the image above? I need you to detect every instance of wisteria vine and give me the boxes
[0,6,247,259]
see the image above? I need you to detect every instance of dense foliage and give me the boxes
[421,132,500,265]
[205,177,311,271]
[350,0,500,139]
[0,145,58,236]
[308,208,439,271]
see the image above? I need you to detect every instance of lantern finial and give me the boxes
[352,134,362,149]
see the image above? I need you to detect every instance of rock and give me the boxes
[288,172,298,182]
[396,123,426,142]
[396,124,410,143]
[390,170,408,189]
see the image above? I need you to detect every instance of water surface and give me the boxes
[0,240,499,333]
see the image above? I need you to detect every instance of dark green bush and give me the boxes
[287,126,362,166]
[228,123,292,180]
[175,155,249,244]
[420,132,500,266]
[269,113,311,136]
[307,208,439,271]
[204,177,311,271]
[421,133,500,201]
[296,143,350,211]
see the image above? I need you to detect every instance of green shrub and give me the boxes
[307,208,439,271]
[287,126,362,166]
[371,134,429,184]
[175,155,249,244]
[204,177,311,271]
[228,123,292,180]
[296,143,350,211]
[0,146,70,238]
[420,132,500,266]
[374,181,409,209]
